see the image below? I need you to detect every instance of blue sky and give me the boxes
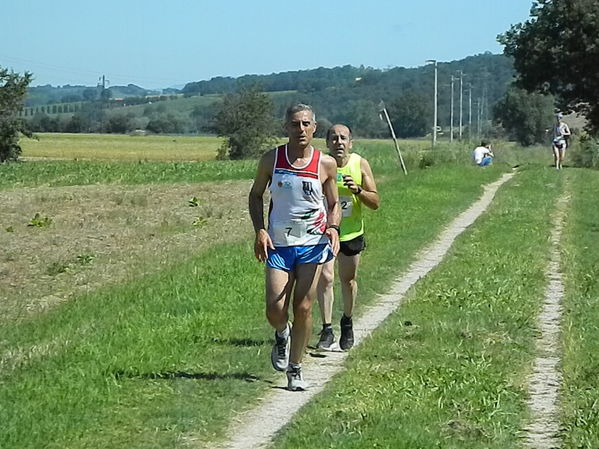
[1,0,533,89]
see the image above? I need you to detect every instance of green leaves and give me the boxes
[214,86,278,160]
[0,67,33,162]
[500,0,599,133]
[27,213,53,228]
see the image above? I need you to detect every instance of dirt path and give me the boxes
[522,192,568,449]
[201,171,516,449]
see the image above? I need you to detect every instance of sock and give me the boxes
[276,323,290,339]
[322,323,332,331]
[288,362,301,371]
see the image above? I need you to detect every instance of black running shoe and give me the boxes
[317,327,337,351]
[339,315,354,350]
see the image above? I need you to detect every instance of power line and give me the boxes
[0,53,186,86]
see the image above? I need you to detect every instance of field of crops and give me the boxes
[20,133,224,162]
[2,134,598,448]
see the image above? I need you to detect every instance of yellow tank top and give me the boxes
[336,153,363,241]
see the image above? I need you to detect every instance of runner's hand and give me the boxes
[342,175,360,194]
[326,227,340,256]
[254,229,274,262]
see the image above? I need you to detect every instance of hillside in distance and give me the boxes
[23,52,515,138]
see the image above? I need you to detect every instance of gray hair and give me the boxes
[285,103,316,123]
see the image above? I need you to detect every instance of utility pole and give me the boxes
[468,83,472,141]
[98,75,110,105]
[426,60,438,148]
[458,70,464,141]
[450,75,455,142]
[379,101,408,175]
[476,98,482,138]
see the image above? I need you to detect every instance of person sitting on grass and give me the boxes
[472,141,494,167]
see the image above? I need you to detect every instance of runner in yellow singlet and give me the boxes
[316,124,380,351]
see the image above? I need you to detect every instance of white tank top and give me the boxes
[268,144,328,247]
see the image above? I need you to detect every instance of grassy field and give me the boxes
[20,133,224,162]
[1,155,510,448]
[3,133,593,448]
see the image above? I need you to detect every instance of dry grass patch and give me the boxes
[20,133,222,162]
[0,180,253,322]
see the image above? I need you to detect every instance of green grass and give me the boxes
[560,168,599,448]
[6,134,550,190]
[0,159,258,189]
[0,164,510,449]
[271,166,563,448]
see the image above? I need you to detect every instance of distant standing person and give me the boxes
[248,104,340,391]
[552,113,571,170]
[472,141,494,167]
[316,124,379,351]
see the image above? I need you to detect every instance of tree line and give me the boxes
[20,53,517,139]
[4,4,599,165]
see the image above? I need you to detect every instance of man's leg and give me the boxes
[285,263,322,391]
[316,259,336,350]
[338,253,360,318]
[338,253,360,350]
[289,263,322,364]
[265,267,294,371]
[265,267,293,330]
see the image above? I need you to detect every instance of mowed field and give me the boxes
[2,134,599,448]
[19,133,435,163]
[20,133,224,162]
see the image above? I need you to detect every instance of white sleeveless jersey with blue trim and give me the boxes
[268,145,328,247]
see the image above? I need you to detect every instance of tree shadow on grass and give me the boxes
[114,369,269,383]
[210,337,270,347]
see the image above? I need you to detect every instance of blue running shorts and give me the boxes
[266,244,333,272]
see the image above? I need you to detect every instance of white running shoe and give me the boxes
[270,323,291,372]
[286,365,308,391]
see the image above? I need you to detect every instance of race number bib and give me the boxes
[339,195,353,218]
[271,220,308,246]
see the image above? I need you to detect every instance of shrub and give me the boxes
[571,135,599,169]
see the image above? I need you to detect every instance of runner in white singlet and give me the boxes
[249,104,340,391]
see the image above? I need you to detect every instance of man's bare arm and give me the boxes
[321,155,340,256]
[248,150,275,261]
[322,155,340,227]
[358,158,380,210]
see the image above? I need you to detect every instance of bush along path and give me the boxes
[207,171,517,449]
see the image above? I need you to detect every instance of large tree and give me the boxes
[493,87,555,146]
[0,68,33,162]
[499,0,599,133]
[214,85,277,160]
[387,92,430,138]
